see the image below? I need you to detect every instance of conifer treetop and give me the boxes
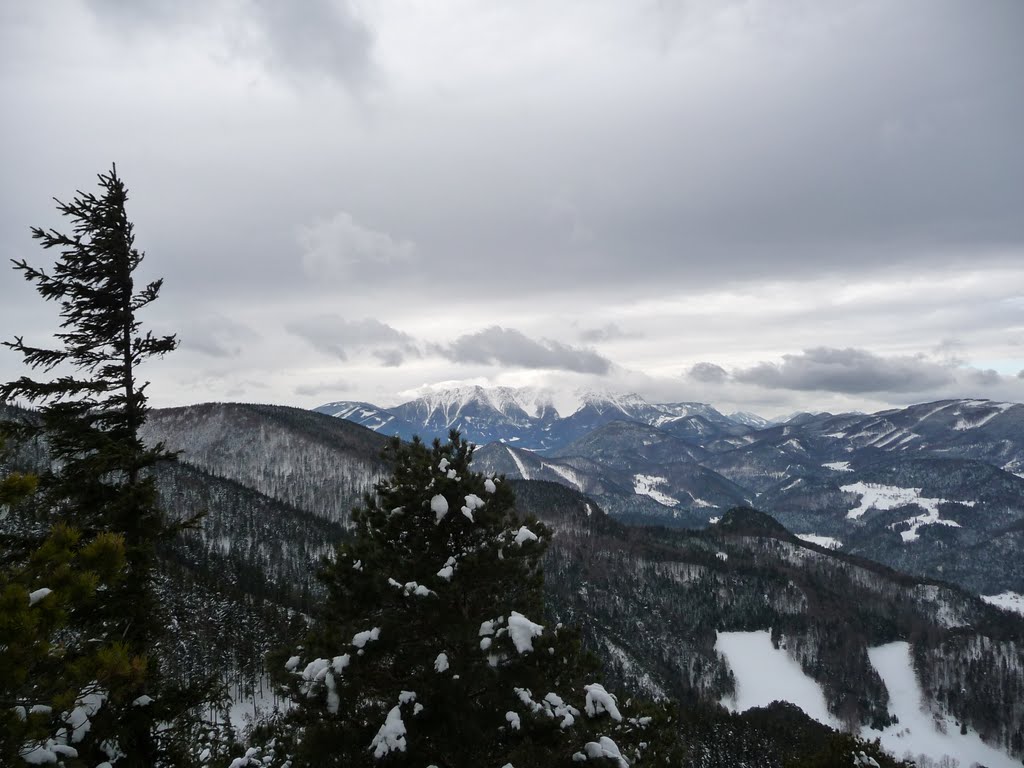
[273,431,682,767]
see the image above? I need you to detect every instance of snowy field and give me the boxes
[632,474,679,507]
[715,630,839,728]
[840,481,970,541]
[717,631,1019,767]
[981,591,1024,617]
[221,677,289,735]
[865,642,1019,768]
[795,533,843,549]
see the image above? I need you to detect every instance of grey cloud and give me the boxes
[970,368,1001,387]
[295,379,352,397]
[688,362,729,384]
[247,0,374,87]
[286,316,417,363]
[373,349,406,368]
[179,314,260,358]
[578,323,637,343]
[84,0,374,87]
[299,212,416,282]
[733,347,955,394]
[439,327,612,374]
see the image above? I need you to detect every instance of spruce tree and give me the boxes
[1,166,186,766]
[272,432,681,767]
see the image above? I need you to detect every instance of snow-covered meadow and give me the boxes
[716,631,1020,767]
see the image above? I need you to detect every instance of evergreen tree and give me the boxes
[271,432,681,767]
[1,166,192,766]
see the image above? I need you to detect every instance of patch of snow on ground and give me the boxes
[225,677,287,735]
[981,591,1024,616]
[897,505,966,543]
[822,461,853,472]
[689,495,717,508]
[953,402,1014,431]
[840,482,972,540]
[506,447,531,480]
[865,642,1019,768]
[542,461,582,491]
[715,630,839,728]
[633,474,678,507]
[915,402,955,424]
[795,534,842,549]
[842,482,931,519]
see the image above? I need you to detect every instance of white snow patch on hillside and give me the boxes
[795,534,842,550]
[896,505,966,543]
[715,630,839,728]
[953,401,1014,431]
[223,677,288,735]
[633,475,678,507]
[506,447,531,480]
[688,494,717,508]
[865,642,1019,768]
[840,483,972,540]
[822,461,852,472]
[542,461,582,491]
[915,402,954,424]
[981,591,1024,616]
[842,482,930,519]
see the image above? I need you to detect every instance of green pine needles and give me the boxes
[1,166,199,767]
[270,431,682,767]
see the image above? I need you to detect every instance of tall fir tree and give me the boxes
[1,166,191,766]
[270,432,681,767]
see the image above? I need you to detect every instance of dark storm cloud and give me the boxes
[286,316,417,363]
[688,362,729,384]
[438,327,612,375]
[733,348,954,394]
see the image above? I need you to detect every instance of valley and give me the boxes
[127,395,1024,766]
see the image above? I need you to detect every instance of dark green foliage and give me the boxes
[2,165,178,647]
[673,702,911,768]
[0,166,205,766]
[272,432,682,766]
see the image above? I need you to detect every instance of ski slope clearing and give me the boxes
[840,481,971,541]
[865,642,1019,768]
[822,461,853,472]
[633,474,678,507]
[715,630,839,728]
[795,534,842,549]
[981,591,1024,617]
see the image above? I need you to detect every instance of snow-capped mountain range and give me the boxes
[319,389,1024,596]
[316,386,748,452]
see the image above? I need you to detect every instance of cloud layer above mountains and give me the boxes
[1,1,1022,416]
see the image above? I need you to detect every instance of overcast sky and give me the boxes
[2,0,1023,418]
